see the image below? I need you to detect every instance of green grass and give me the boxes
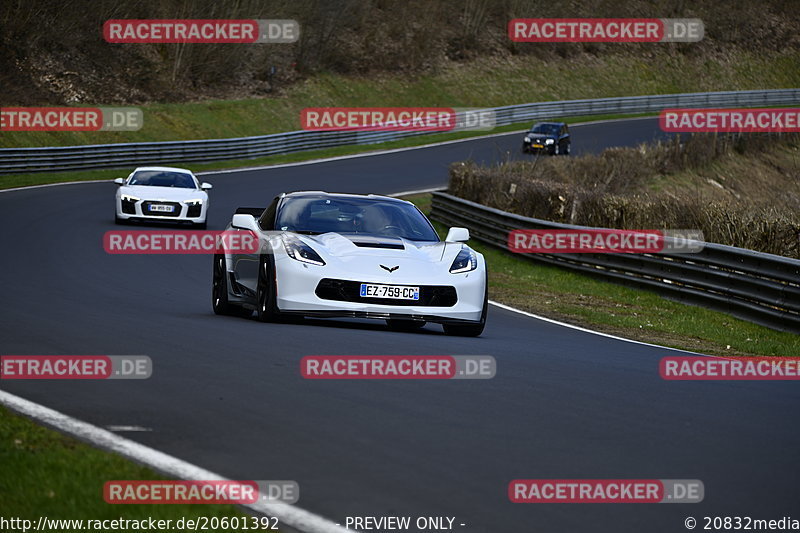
[0,406,269,528]
[0,113,650,191]
[2,49,797,149]
[405,193,800,358]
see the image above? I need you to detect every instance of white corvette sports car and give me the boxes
[114,166,212,228]
[212,191,488,336]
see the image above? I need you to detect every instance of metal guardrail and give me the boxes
[430,192,800,334]
[2,89,799,174]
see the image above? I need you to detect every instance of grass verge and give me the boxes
[2,51,798,148]
[0,405,265,528]
[406,193,800,358]
[0,113,651,191]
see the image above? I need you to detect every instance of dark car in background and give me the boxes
[522,122,571,155]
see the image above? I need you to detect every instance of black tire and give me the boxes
[194,221,207,230]
[256,254,280,322]
[564,142,571,155]
[386,319,427,332]
[554,143,560,156]
[212,254,252,317]
[443,272,488,337]
[115,214,126,225]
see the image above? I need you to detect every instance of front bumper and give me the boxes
[523,142,555,154]
[273,255,486,323]
[116,198,207,223]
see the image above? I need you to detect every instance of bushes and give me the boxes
[449,133,800,257]
[1,0,798,104]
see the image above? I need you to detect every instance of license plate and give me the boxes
[360,283,419,300]
[533,144,544,148]
[149,204,174,213]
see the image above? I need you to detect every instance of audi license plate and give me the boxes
[149,204,174,212]
[360,283,419,300]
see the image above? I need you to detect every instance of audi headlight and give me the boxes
[524,136,531,143]
[282,234,325,266]
[120,194,140,202]
[545,139,555,145]
[449,246,477,274]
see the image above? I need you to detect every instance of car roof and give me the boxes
[132,166,195,174]
[532,122,565,126]
[282,191,408,204]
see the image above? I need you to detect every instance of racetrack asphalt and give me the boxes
[1,118,798,532]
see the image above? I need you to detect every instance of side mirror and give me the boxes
[201,182,213,190]
[114,178,124,185]
[231,214,259,232]
[445,227,470,242]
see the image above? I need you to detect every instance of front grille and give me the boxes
[121,200,136,214]
[141,201,182,217]
[315,278,457,307]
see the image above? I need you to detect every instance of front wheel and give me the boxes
[256,254,280,322]
[564,143,571,155]
[443,273,488,337]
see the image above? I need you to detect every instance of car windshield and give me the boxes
[277,196,440,242]
[128,171,196,188]
[530,124,560,135]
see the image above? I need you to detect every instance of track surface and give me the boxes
[2,119,798,532]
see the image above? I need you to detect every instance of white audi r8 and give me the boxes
[114,166,212,228]
[212,191,488,336]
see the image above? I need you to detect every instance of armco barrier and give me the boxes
[2,89,798,174]
[430,192,800,334]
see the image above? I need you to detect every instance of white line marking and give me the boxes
[0,179,111,194]
[106,425,152,432]
[488,300,713,356]
[0,390,347,533]
[388,187,444,198]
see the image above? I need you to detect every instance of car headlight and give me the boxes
[449,246,477,274]
[184,198,204,205]
[545,139,555,145]
[282,234,326,266]
[524,136,531,143]
[120,194,140,202]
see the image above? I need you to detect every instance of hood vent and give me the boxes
[352,241,405,250]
